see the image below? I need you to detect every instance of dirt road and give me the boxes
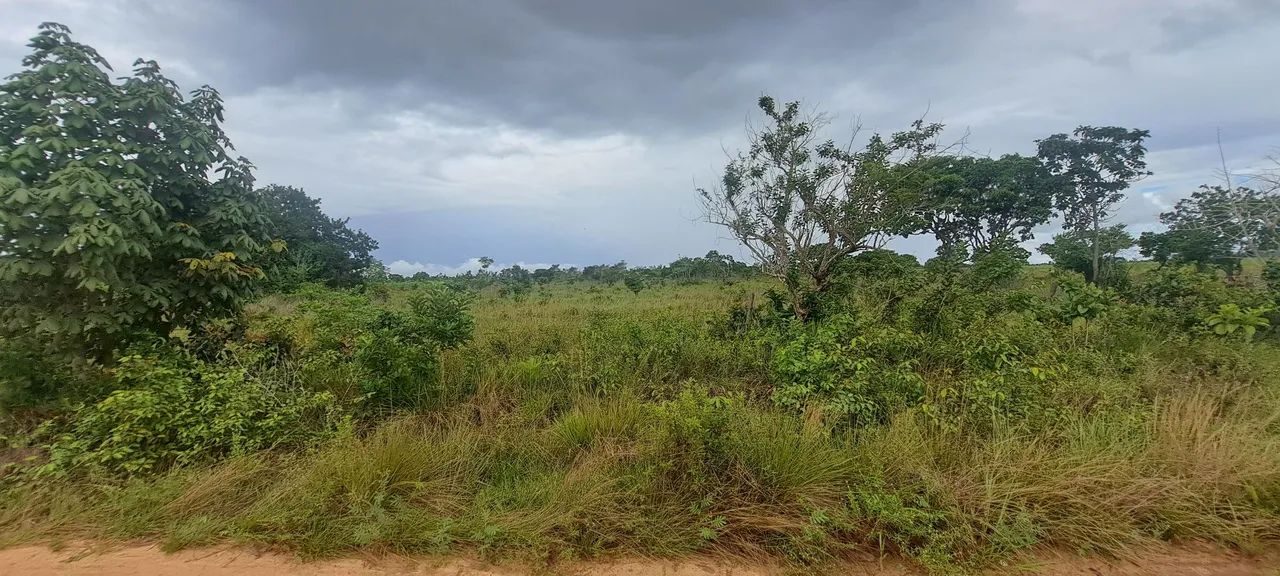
[0,544,1275,575]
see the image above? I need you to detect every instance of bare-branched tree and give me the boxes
[699,96,944,319]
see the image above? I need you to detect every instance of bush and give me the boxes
[40,349,342,477]
[771,314,925,427]
[1127,265,1233,329]
[245,283,475,409]
[0,336,96,413]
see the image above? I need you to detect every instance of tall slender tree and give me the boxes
[1036,126,1150,283]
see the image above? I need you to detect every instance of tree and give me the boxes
[1037,126,1150,284]
[1039,225,1135,286]
[917,154,1060,261]
[1137,184,1278,276]
[258,184,378,288]
[583,261,627,284]
[700,96,943,319]
[623,273,646,294]
[0,23,275,356]
[497,264,532,299]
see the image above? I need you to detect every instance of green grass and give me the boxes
[2,273,1279,573]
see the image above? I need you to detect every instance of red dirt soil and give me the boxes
[0,544,1275,575]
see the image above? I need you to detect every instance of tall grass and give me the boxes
[2,278,1279,572]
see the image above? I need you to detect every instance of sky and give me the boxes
[2,0,1279,274]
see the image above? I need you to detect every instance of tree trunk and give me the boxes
[1089,215,1101,284]
[784,278,810,322]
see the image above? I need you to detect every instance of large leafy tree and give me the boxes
[0,23,275,356]
[917,154,1060,261]
[1137,185,1279,276]
[1037,126,1150,284]
[700,96,942,319]
[258,184,378,288]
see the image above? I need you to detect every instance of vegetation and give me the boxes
[258,184,378,289]
[1036,126,1151,284]
[698,96,944,320]
[0,23,277,359]
[2,24,1280,575]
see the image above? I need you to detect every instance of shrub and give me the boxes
[0,336,95,412]
[40,349,341,477]
[1128,265,1233,329]
[245,283,475,409]
[771,315,925,427]
[1203,303,1272,341]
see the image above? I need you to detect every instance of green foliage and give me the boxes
[1204,303,1271,341]
[0,335,93,411]
[661,251,755,283]
[258,185,378,289]
[1136,185,1278,276]
[840,249,922,281]
[40,349,340,477]
[771,315,925,427]
[1039,225,1134,287]
[623,274,646,294]
[1037,126,1150,284]
[967,241,1032,289]
[915,154,1061,260]
[254,283,475,409]
[1265,261,1280,294]
[700,95,943,319]
[1056,273,1116,326]
[497,265,533,300]
[1128,265,1233,329]
[0,24,275,357]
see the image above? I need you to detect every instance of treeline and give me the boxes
[702,97,1279,319]
[389,250,758,296]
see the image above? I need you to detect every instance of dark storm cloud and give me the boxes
[216,0,971,136]
[2,0,1279,269]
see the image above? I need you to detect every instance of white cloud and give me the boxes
[387,258,560,277]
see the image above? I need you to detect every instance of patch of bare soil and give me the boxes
[0,544,1274,576]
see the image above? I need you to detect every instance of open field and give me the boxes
[4,267,1280,574]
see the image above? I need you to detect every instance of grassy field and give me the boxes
[2,268,1280,574]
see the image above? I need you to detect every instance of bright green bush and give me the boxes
[0,24,277,359]
[40,349,341,477]
[1204,303,1272,341]
[771,314,925,427]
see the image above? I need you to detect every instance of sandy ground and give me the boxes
[0,544,1276,576]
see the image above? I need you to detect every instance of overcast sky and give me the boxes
[3,0,1279,274]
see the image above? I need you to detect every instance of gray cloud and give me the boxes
[210,0,974,136]
[1,0,1278,268]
